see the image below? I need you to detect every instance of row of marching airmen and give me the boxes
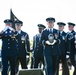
[32,17,76,75]
[0,17,76,75]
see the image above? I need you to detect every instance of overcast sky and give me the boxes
[0,0,76,40]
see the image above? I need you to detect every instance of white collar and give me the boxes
[68,30,72,33]
[18,30,21,34]
[60,31,63,34]
[48,28,53,31]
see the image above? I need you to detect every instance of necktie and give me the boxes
[60,32,62,36]
[49,29,52,33]
[38,34,41,41]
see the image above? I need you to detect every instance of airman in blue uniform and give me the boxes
[56,22,69,75]
[66,22,76,75]
[41,17,61,75]
[33,24,46,68]
[15,20,30,73]
[0,19,18,75]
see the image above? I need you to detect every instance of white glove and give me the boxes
[66,55,69,59]
[26,55,29,58]
[8,27,15,32]
[46,40,56,45]
[2,26,9,32]
[50,40,56,45]
[8,27,13,31]
[46,41,51,45]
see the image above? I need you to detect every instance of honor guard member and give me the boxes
[56,22,69,75]
[33,24,46,68]
[0,19,18,75]
[74,32,76,75]
[41,17,61,75]
[15,20,30,73]
[66,22,76,75]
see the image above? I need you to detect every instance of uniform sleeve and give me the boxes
[63,33,68,53]
[0,32,4,39]
[32,36,35,51]
[40,30,46,46]
[65,33,71,54]
[26,34,30,52]
[54,30,61,45]
[54,39,61,45]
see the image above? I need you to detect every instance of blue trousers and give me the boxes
[2,55,17,75]
[44,55,59,75]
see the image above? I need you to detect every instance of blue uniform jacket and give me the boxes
[66,30,75,55]
[33,33,44,57]
[58,31,67,55]
[16,30,30,56]
[41,28,61,56]
[0,29,18,56]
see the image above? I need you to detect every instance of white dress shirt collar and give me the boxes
[48,28,53,32]
[60,31,63,34]
[18,30,21,34]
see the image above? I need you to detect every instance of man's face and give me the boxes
[68,25,74,31]
[5,23,12,27]
[47,22,54,28]
[38,28,44,33]
[58,26,64,31]
[15,24,21,30]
